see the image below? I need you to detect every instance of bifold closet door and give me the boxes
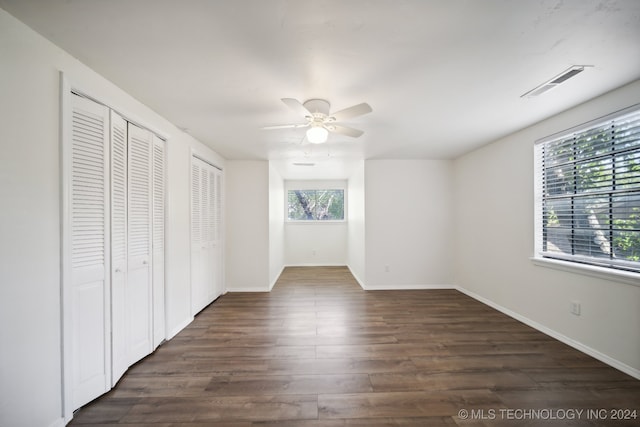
[127,123,153,364]
[191,157,222,315]
[211,168,223,298]
[111,117,164,383]
[152,135,165,349]
[68,94,111,409]
[191,158,206,314]
[204,166,215,303]
[110,111,128,386]
[67,94,165,411]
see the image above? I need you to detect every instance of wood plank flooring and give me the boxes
[70,266,640,426]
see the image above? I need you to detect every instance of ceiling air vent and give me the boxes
[521,65,591,98]
[292,162,315,166]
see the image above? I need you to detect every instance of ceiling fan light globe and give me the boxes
[306,126,328,144]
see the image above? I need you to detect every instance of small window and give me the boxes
[287,189,345,221]
[534,105,640,274]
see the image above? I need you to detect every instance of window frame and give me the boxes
[533,103,640,283]
[284,180,347,223]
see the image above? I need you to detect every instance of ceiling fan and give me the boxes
[263,98,372,144]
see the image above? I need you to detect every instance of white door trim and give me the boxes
[59,71,73,424]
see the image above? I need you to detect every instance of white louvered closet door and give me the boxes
[152,135,165,349]
[212,168,223,299]
[127,123,153,365]
[191,157,223,315]
[191,157,208,314]
[190,158,202,314]
[203,164,215,303]
[110,111,128,386]
[68,94,111,409]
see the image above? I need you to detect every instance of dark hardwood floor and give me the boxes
[70,266,640,426]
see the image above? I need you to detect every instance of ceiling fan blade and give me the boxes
[328,124,364,138]
[262,123,309,130]
[330,103,372,121]
[281,98,312,118]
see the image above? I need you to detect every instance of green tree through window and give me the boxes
[287,189,344,221]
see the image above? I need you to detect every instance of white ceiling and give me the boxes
[2,0,640,179]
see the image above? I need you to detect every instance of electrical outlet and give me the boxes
[384,265,390,273]
[312,250,317,256]
[571,301,581,316]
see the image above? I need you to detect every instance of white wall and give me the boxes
[284,180,348,266]
[0,12,62,427]
[347,161,366,286]
[268,164,285,288]
[285,223,348,265]
[225,161,270,291]
[0,9,223,426]
[364,159,454,289]
[453,79,640,377]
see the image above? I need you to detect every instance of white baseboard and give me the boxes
[166,317,193,340]
[456,286,640,380]
[270,265,285,290]
[364,283,456,291]
[347,265,366,290]
[284,263,347,267]
[343,265,456,292]
[226,287,270,292]
[48,417,66,427]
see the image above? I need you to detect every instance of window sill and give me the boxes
[531,257,640,287]
[285,220,347,225]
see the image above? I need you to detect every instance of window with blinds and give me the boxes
[534,105,640,273]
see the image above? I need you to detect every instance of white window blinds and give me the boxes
[534,105,640,273]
